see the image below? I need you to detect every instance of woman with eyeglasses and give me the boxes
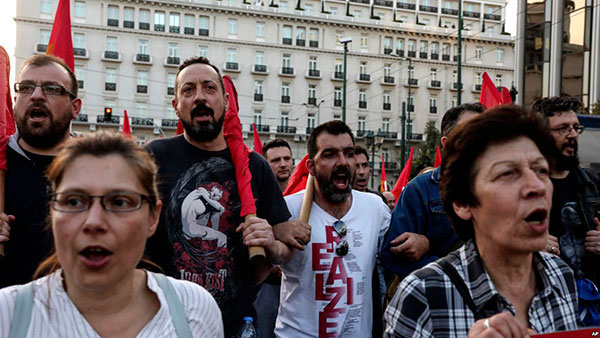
[0,132,223,337]
[384,106,581,337]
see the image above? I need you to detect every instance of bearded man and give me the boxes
[0,54,81,287]
[275,120,390,337]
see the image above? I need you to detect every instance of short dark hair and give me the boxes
[440,105,556,241]
[18,54,78,98]
[354,145,369,162]
[175,56,225,97]
[531,96,583,121]
[307,120,355,159]
[441,103,485,136]
[263,138,292,159]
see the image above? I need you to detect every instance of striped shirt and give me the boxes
[384,240,580,337]
[0,270,224,338]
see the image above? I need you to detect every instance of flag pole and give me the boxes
[298,175,314,223]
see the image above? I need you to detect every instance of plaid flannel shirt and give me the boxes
[384,239,580,337]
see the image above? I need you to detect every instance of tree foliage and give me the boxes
[410,120,441,178]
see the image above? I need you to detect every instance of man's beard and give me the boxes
[555,141,580,171]
[16,103,72,150]
[315,165,353,203]
[181,103,225,143]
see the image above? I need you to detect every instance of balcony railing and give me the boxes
[308,69,321,77]
[169,26,180,33]
[441,8,458,15]
[407,104,414,112]
[419,52,428,59]
[383,103,391,110]
[254,64,267,73]
[137,85,148,94]
[334,71,344,79]
[419,5,437,13]
[251,124,270,132]
[407,78,419,86]
[350,0,370,4]
[396,49,405,57]
[356,130,371,138]
[136,54,150,62]
[383,76,395,84]
[36,44,47,52]
[308,97,317,105]
[409,133,423,140]
[334,99,342,107]
[73,48,86,56]
[381,132,398,139]
[359,101,367,109]
[167,87,175,95]
[384,48,393,55]
[484,13,501,21]
[78,80,84,89]
[442,54,450,61]
[430,80,441,88]
[104,51,119,59]
[131,117,154,126]
[281,95,290,103]
[154,24,165,32]
[105,82,116,91]
[161,119,178,127]
[463,11,480,18]
[281,67,294,75]
[408,50,416,57]
[430,106,438,114]
[306,127,314,134]
[473,84,482,92]
[124,20,134,28]
[277,126,297,134]
[359,74,371,81]
[296,39,305,46]
[139,22,150,30]
[430,53,439,60]
[375,0,393,6]
[97,115,120,124]
[397,3,415,10]
[282,37,292,45]
[184,27,194,35]
[453,55,458,61]
[309,40,319,48]
[167,56,180,65]
[198,28,209,36]
[74,114,88,122]
[450,82,463,90]
[225,62,239,70]
[107,19,119,27]
[254,93,264,102]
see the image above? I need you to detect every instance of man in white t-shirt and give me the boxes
[275,120,391,337]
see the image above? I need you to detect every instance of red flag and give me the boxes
[380,153,387,192]
[252,123,263,155]
[283,154,309,196]
[479,72,502,109]
[46,0,74,70]
[434,145,442,168]
[500,86,513,104]
[122,110,132,138]
[392,147,414,201]
[222,75,256,217]
[176,118,184,135]
[0,46,16,171]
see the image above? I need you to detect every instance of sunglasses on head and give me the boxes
[331,220,348,256]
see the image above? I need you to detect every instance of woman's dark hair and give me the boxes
[34,132,161,278]
[440,105,556,241]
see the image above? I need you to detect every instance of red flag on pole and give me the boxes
[392,147,414,201]
[434,145,442,168]
[252,123,263,155]
[479,72,502,109]
[283,154,309,196]
[380,153,387,192]
[46,0,74,70]
[500,87,513,104]
[122,110,132,138]
[176,118,184,135]
[0,46,16,171]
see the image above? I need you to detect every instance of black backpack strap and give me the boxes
[437,259,483,320]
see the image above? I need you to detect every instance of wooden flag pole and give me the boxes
[298,175,314,223]
[248,213,266,263]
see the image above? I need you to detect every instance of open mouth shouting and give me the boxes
[79,245,113,269]
[524,208,548,234]
[191,103,215,123]
[331,167,351,191]
[26,105,51,124]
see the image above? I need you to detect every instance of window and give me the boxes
[184,14,194,29]
[452,96,458,107]
[170,13,180,29]
[74,1,85,18]
[383,64,391,77]
[444,1,452,9]
[228,19,237,35]
[105,68,117,85]
[383,37,392,53]
[227,49,237,62]
[334,59,343,73]
[254,110,262,125]
[308,114,316,129]
[255,51,265,65]
[41,0,52,14]
[108,5,119,20]
[431,42,439,55]
[382,118,390,132]
[137,70,148,85]
[430,68,437,80]
[254,80,263,94]
[305,4,313,12]
[353,10,361,18]
[309,56,317,70]
[282,54,291,67]
[408,95,414,106]
[282,82,290,97]
[496,49,504,63]
[408,40,416,52]
[408,65,414,79]
[139,9,150,24]
[256,22,265,38]
[419,41,428,55]
[167,73,176,91]
[396,39,404,52]
[359,90,367,102]
[155,11,165,29]
[296,27,306,45]
[475,72,482,85]
[281,112,289,127]
[106,36,117,52]
[135,101,146,118]
[360,34,368,48]
[280,1,288,9]
[495,74,503,87]
[333,115,341,120]
[475,47,483,60]
[168,43,179,57]
[124,8,134,22]
[199,16,209,29]
[282,26,292,43]
[383,91,391,110]
[466,3,474,12]
[359,61,367,75]
[308,85,317,99]
[453,70,457,82]
[330,7,337,15]
[358,117,366,131]
[334,87,342,102]
[73,33,85,49]
[198,45,208,57]
[335,31,343,44]
[138,40,149,54]
[39,29,51,45]
[74,66,84,88]
[442,43,450,55]
[309,28,318,43]
[430,96,438,108]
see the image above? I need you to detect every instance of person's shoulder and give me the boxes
[249,150,270,168]
[145,135,183,154]
[538,252,574,277]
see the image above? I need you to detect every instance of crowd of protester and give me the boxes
[0,54,598,338]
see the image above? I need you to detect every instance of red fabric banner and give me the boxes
[380,153,387,192]
[434,145,442,168]
[46,0,74,70]
[252,122,263,155]
[501,86,513,104]
[392,147,414,202]
[479,72,502,109]
[176,118,184,135]
[283,154,309,196]
[0,47,16,171]
[122,110,132,138]
[222,75,256,217]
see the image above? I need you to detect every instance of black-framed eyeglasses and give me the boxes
[50,191,152,213]
[551,124,585,136]
[14,82,76,98]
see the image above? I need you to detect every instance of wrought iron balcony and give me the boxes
[198,28,209,36]
[430,106,438,114]
[36,44,47,52]
[359,101,367,109]
[105,82,116,91]
[383,103,391,110]
[463,11,480,18]
[308,69,320,77]
[430,53,439,60]
[419,52,428,59]
[407,78,419,86]
[453,55,458,61]
[484,13,501,21]
[74,114,88,122]
[356,130,371,138]
[419,5,437,13]
[78,80,84,89]
[254,93,264,102]
[450,82,463,91]
[409,133,423,140]
[107,19,119,27]
[309,40,319,48]
[124,20,134,28]
[136,54,150,62]
[154,24,165,32]
[167,56,180,65]
[441,8,458,15]
[306,127,314,134]
[396,49,405,57]
[251,124,270,132]
[473,84,482,92]
[350,0,370,4]
[408,51,416,57]
[97,115,120,124]
[281,67,294,75]
[225,62,239,70]
[308,97,317,105]
[442,54,450,61]
[359,74,371,82]
[130,117,154,126]
[381,131,398,139]
[334,99,342,107]
[375,0,393,7]
[168,87,175,95]
[430,80,441,88]
[161,119,178,127]
[184,27,194,35]
[333,71,344,79]
[384,48,393,55]
[383,76,395,84]
[104,51,119,59]
[296,39,305,46]
[139,22,150,30]
[254,65,267,73]
[281,95,290,103]
[407,104,414,112]
[169,26,180,33]
[137,85,148,94]
[282,38,292,45]
[73,48,86,56]
[397,3,415,10]
[277,126,297,134]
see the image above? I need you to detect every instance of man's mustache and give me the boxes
[25,103,51,118]
[191,103,214,118]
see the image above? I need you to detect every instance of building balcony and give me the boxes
[334,99,342,107]
[396,49,405,57]
[472,84,482,92]
[356,130,371,138]
[463,11,480,18]
[282,37,292,45]
[73,114,88,122]
[254,93,264,102]
[224,62,240,72]
[430,53,439,60]
[105,82,116,91]
[409,133,423,141]
[281,95,290,103]
[296,39,305,46]
[419,5,437,13]
[384,48,393,55]
[136,85,148,94]
[441,8,458,15]
[308,97,317,105]
[484,13,501,21]
[453,55,458,62]
[309,40,319,48]
[408,50,416,57]
[154,24,165,32]
[161,119,178,128]
[131,117,154,126]
[442,54,450,61]
[198,28,209,36]
[350,0,370,4]
[103,51,120,61]
[167,87,175,95]
[251,124,270,132]
[407,104,414,112]
[449,82,463,91]
[73,48,87,58]
[428,80,442,89]
[277,126,297,134]
[139,22,150,30]
[36,44,47,52]
[134,54,151,64]
[252,64,268,74]
[169,26,180,33]
[165,56,181,66]
[306,127,314,134]
[405,78,419,87]
[279,67,295,77]
[97,115,120,124]
[184,27,194,35]
[78,80,84,89]
[107,19,119,27]
[375,0,393,6]
[396,3,416,10]
[306,69,321,79]
[124,20,134,28]
[332,71,344,81]
[381,131,398,139]
[430,106,438,114]
[419,52,428,59]
[358,101,367,109]
[382,76,396,85]
[383,103,391,111]
[357,74,371,83]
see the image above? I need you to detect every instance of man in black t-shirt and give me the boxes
[532,97,600,289]
[145,57,294,337]
[0,55,82,287]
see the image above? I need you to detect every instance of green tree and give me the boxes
[591,99,600,116]
[409,120,441,178]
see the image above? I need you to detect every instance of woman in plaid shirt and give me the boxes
[384,106,580,337]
